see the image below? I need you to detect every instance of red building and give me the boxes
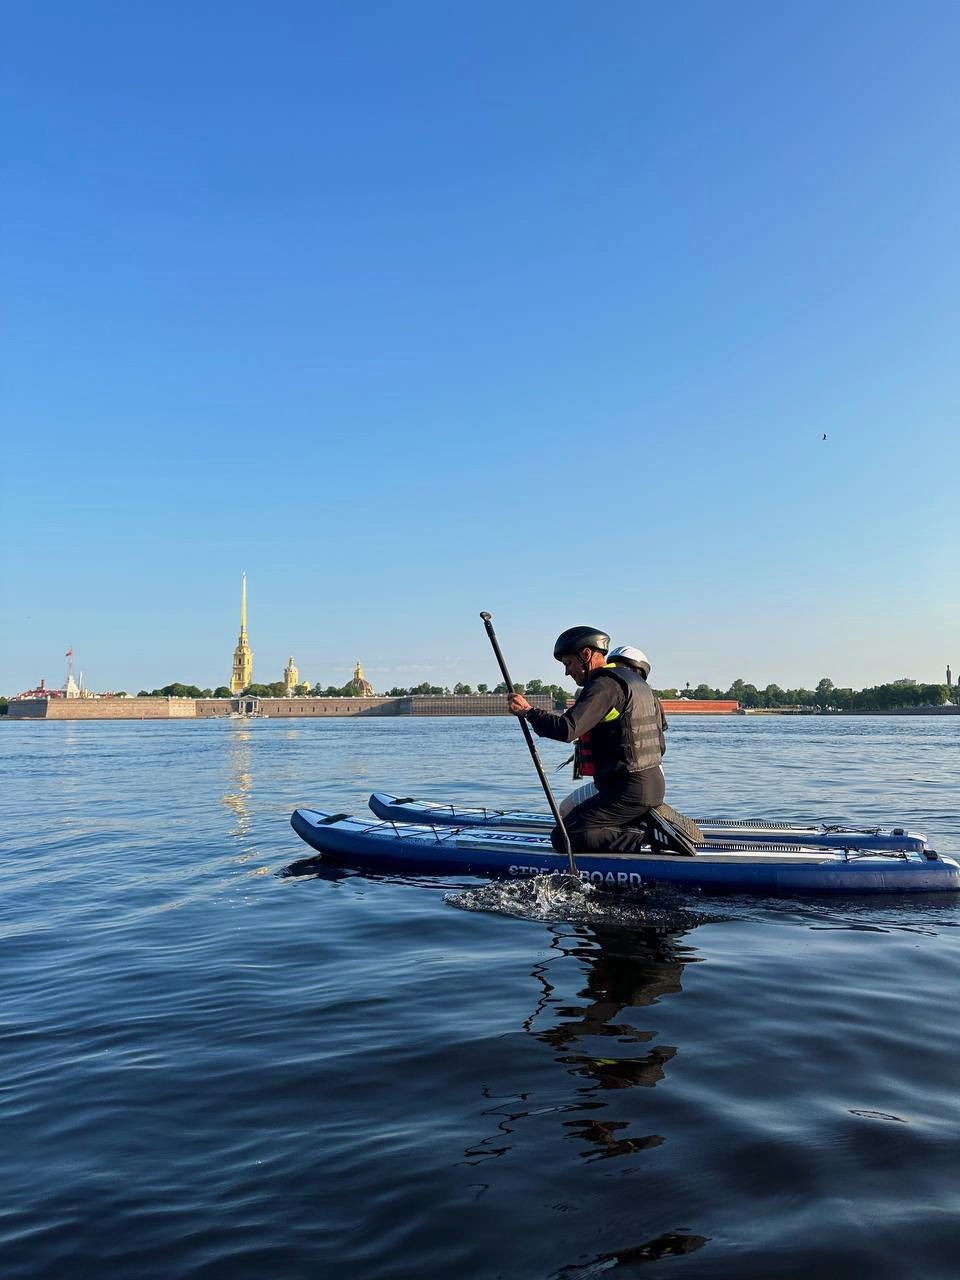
[661,699,740,714]
[13,678,63,700]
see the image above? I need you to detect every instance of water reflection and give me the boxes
[221,727,252,845]
[464,919,699,1166]
[552,1230,709,1277]
[530,923,688,1093]
[478,920,711,1272]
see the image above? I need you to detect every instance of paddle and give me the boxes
[480,611,578,876]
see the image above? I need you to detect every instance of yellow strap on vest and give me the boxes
[600,664,621,721]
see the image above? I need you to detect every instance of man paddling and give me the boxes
[507,627,697,857]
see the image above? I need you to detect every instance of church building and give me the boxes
[346,660,375,697]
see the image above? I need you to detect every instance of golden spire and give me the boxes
[230,573,254,693]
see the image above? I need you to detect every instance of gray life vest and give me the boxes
[585,663,664,778]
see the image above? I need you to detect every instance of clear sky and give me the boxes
[2,1,958,697]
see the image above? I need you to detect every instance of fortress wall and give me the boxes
[8,698,198,719]
[196,698,402,717]
[46,697,198,719]
[401,694,557,716]
[196,695,558,717]
[6,699,47,718]
[262,698,402,716]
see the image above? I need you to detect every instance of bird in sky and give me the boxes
[822,433,827,441]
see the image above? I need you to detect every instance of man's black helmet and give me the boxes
[553,627,611,661]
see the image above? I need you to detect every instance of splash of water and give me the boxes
[446,872,660,924]
[446,873,724,928]
[445,872,599,922]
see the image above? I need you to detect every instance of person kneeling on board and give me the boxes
[507,627,697,857]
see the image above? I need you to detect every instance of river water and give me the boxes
[2,714,959,1278]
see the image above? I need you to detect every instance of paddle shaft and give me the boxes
[479,611,576,873]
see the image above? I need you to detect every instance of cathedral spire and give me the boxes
[230,573,254,693]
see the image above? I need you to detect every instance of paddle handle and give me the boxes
[480,612,576,872]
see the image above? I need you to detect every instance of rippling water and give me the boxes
[2,714,959,1278]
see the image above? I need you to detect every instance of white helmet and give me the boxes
[608,645,651,677]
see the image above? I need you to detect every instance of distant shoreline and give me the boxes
[4,694,959,721]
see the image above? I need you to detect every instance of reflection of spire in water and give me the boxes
[463,921,695,1168]
[221,727,253,846]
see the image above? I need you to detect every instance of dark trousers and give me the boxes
[551,767,665,854]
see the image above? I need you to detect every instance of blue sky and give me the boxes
[3,1,958,696]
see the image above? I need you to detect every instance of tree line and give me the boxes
[136,684,233,699]
[233,679,573,704]
[120,675,959,711]
[654,676,957,711]
[4,675,948,714]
